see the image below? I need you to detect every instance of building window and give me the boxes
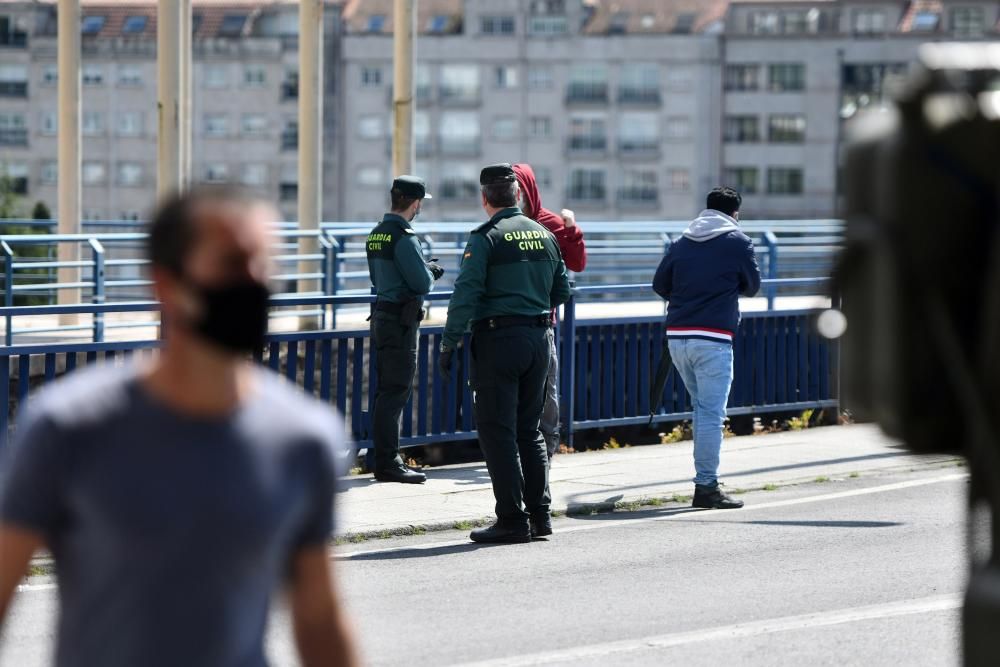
[204,114,229,138]
[242,164,268,187]
[0,15,29,47]
[0,64,28,97]
[951,7,984,37]
[40,112,56,135]
[618,112,658,153]
[667,169,690,192]
[618,170,658,206]
[204,65,228,89]
[426,15,451,34]
[568,169,606,202]
[82,64,104,86]
[619,63,660,103]
[0,112,27,147]
[205,163,229,183]
[41,161,57,185]
[724,115,759,143]
[281,120,297,150]
[494,66,518,89]
[528,116,552,139]
[416,65,433,101]
[116,112,144,137]
[723,167,759,195]
[41,65,58,86]
[492,117,518,140]
[367,15,386,34]
[219,14,248,38]
[440,164,478,200]
[241,113,268,137]
[361,66,382,88]
[768,64,805,92]
[569,115,607,152]
[724,64,759,92]
[356,166,384,188]
[768,114,806,143]
[666,116,691,141]
[0,162,28,194]
[82,112,103,136]
[413,111,432,154]
[116,162,143,187]
[528,67,553,90]
[481,16,515,35]
[911,11,940,32]
[439,112,479,154]
[767,168,803,195]
[528,0,568,37]
[749,11,779,35]
[534,166,553,189]
[568,64,608,102]
[853,9,887,35]
[82,161,105,185]
[243,67,266,87]
[440,65,480,103]
[841,63,908,119]
[282,69,298,100]
[117,65,143,86]
[120,211,141,221]
[81,15,106,35]
[358,116,383,139]
[122,15,148,34]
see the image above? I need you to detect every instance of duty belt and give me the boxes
[472,314,552,334]
[374,301,404,315]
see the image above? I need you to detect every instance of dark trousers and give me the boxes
[371,312,418,470]
[471,325,551,527]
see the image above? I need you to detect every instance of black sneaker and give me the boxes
[692,484,744,509]
[470,522,531,544]
[530,513,553,539]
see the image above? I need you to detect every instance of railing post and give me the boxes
[561,289,577,450]
[763,231,779,310]
[3,241,13,346]
[319,236,332,330]
[89,238,105,342]
[328,234,342,329]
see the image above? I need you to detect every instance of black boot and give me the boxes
[374,464,427,484]
[530,512,553,539]
[692,484,743,509]
[470,522,531,544]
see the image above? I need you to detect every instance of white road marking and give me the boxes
[454,594,963,666]
[339,473,967,559]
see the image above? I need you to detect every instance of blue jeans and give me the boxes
[667,338,734,487]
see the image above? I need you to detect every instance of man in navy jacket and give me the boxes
[653,187,761,509]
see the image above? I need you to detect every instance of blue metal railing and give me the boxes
[0,282,837,451]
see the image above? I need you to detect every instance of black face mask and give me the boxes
[183,279,271,354]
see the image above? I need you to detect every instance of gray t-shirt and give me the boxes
[0,365,350,667]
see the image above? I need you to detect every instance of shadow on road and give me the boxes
[342,542,500,561]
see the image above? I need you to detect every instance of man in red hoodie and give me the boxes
[513,164,587,459]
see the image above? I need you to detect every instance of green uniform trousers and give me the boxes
[471,324,552,527]
[371,312,419,470]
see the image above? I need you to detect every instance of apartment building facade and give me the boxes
[0,0,341,223]
[1,0,997,224]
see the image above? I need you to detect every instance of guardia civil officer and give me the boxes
[439,164,571,543]
[366,176,444,484]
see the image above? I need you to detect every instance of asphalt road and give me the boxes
[1,467,969,666]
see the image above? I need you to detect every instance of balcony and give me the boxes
[280,129,298,151]
[439,137,480,157]
[617,190,659,208]
[279,183,297,201]
[618,88,661,106]
[618,139,660,159]
[0,128,28,147]
[0,32,28,48]
[281,80,298,102]
[566,187,606,206]
[439,87,480,107]
[566,83,608,105]
[566,136,607,157]
[0,81,28,98]
[439,181,479,202]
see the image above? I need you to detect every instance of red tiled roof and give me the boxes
[342,0,462,35]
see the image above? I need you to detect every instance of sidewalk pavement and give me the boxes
[336,424,962,539]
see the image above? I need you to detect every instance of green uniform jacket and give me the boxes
[443,207,571,349]
[366,214,434,304]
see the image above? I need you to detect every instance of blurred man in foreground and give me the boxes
[0,187,360,667]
